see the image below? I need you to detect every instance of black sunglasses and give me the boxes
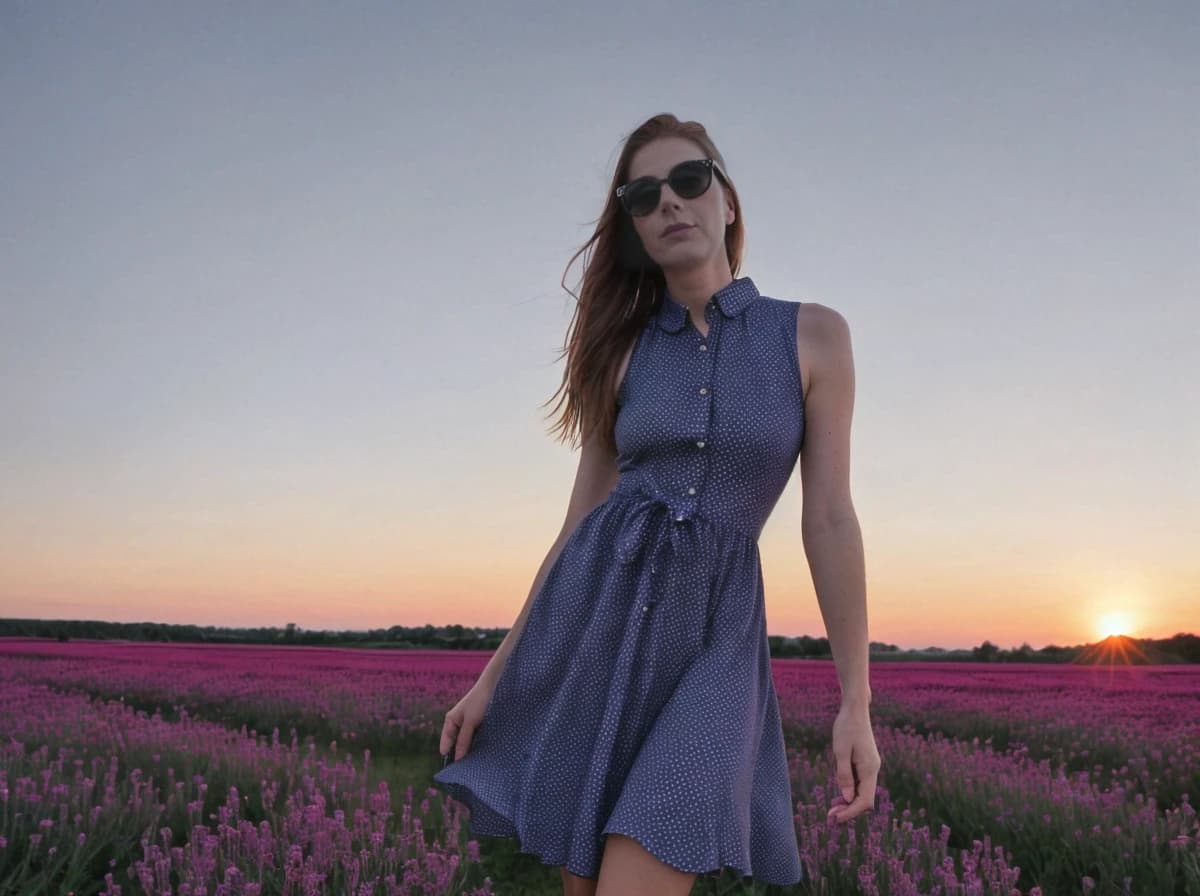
[615,158,728,217]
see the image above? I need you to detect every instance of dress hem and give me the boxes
[432,777,601,880]
[433,778,803,886]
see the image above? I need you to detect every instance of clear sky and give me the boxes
[2,2,1196,650]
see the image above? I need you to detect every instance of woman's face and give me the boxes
[624,136,734,273]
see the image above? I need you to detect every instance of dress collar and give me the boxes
[655,276,761,333]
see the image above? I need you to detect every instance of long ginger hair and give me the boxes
[543,113,746,456]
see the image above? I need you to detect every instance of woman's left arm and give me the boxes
[796,302,880,823]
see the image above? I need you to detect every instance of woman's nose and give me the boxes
[656,185,683,210]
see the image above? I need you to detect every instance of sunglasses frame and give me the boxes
[615,158,730,217]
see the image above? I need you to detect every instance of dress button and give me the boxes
[699,387,708,395]
[674,513,684,522]
[696,440,705,448]
[687,487,696,495]
[699,343,707,351]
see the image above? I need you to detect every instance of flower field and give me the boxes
[0,638,1196,895]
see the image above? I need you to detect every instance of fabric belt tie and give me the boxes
[612,488,708,615]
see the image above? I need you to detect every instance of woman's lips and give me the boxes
[663,225,694,237]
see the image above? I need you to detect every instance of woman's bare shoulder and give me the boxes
[794,300,850,403]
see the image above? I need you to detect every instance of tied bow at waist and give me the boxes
[611,487,711,615]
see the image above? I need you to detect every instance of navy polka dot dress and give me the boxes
[433,276,806,885]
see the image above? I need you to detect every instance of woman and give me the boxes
[432,112,879,896]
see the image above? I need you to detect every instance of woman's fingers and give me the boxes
[833,752,856,803]
[830,788,873,821]
[440,710,480,761]
[440,712,461,756]
[826,764,879,822]
[439,684,494,763]
[453,722,476,760]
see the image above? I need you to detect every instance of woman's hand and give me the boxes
[826,701,881,823]
[439,676,497,763]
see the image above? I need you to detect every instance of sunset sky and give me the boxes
[2,3,1196,650]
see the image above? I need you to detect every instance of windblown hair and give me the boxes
[543,113,745,456]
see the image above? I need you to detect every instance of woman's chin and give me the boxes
[654,245,706,267]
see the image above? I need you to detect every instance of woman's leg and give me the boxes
[596,834,697,896]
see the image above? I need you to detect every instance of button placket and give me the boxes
[684,300,719,507]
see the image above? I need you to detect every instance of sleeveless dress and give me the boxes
[432,275,806,885]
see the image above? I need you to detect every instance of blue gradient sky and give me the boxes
[2,2,1196,650]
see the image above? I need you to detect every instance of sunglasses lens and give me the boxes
[670,161,711,198]
[625,182,659,216]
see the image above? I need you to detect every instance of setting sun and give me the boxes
[1096,612,1134,640]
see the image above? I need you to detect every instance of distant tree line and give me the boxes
[0,618,505,651]
[962,634,1200,664]
[1,618,1196,663]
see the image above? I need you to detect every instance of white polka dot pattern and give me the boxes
[433,276,806,885]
